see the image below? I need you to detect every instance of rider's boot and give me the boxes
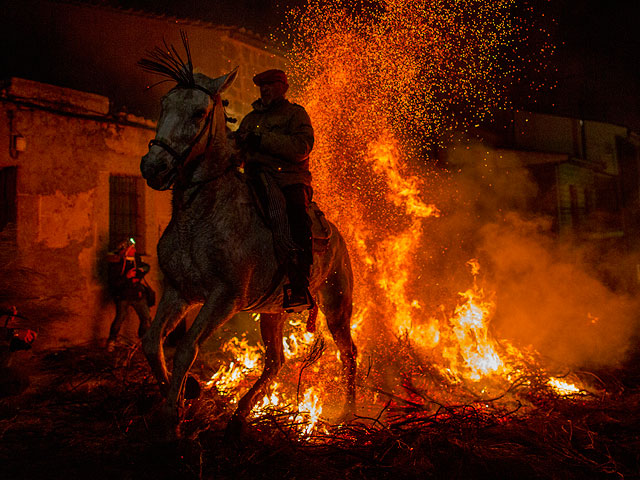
[283,255,314,313]
[283,282,314,313]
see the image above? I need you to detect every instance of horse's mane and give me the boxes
[138,30,196,88]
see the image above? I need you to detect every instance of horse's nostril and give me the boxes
[140,154,163,179]
[140,155,151,178]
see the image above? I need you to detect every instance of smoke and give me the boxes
[440,141,640,369]
[270,0,637,404]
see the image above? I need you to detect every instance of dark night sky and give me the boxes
[541,0,640,131]
[80,0,640,132]
[2,0,639,131]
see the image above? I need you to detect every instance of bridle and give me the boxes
[148,85,225,190]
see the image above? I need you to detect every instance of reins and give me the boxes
[148,98,216,189]
[148,88,229,192]
[179,163,237,210]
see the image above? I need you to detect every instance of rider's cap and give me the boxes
[253,69,288,86]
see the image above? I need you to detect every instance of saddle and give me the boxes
[247,172,332,255]
[241,171,330,321]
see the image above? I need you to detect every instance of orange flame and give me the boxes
[547,377,584,396]
[203,1,573,435]
[206,334,263,397]
[209,317,329,434]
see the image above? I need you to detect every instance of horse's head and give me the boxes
[140,70,237,190]
[139,33,238,190]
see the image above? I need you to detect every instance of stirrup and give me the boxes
[283,284,314,313]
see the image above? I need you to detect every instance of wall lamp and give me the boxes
[8,110,26,159]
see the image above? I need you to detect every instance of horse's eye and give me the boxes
[193,109,207,120]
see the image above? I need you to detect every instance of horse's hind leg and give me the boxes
[142,285,190,397]
[228,313,285,434]
[319,271,357,416]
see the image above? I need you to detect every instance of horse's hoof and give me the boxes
[184,375,201,400]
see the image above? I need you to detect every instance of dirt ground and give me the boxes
[1,342,640,480]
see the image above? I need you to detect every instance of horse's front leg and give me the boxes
[227,313,285,436]
[164,284,238,424]
[142,285,190,397]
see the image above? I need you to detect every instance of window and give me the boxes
[584,187,593,216]
[0,166,17,238]
[109,175,145,253]
[569,184,580,228]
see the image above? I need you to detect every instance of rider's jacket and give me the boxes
[237,97,314,188]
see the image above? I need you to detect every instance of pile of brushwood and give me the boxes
[0,342,639,480]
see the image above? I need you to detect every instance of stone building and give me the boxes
[443,109,640,291]
[487,111,640,241]
[0,1,285,347]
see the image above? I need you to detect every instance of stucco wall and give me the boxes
[0,1,287,347]
[0,84,169,346]
[584,120,628,176]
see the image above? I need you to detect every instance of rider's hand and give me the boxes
[245,132,261,150]
[235,130,261,151]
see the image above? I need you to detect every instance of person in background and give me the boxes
[105,238,152,351]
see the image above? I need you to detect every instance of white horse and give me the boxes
[138,36,357,434]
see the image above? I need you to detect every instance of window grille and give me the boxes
[0,166,17,237]
[109,175,145,253]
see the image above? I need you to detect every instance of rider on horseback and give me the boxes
[234,69,315,312]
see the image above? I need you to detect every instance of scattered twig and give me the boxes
[296,336,326,404]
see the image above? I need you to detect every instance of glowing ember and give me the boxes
[547,377,584,396]
[283,316,316,359]
[204,0,562,435]
[206,334,263,396]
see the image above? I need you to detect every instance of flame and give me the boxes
[206,334,263,397]
[283,316,316,359]
[252,381,283,412]
[443,284,503,383]
[209,317,328,435]
[250,384,325,436]
[547,377,584,396]
[201,1,569,436]
[296,387,325,436]
[367,135,440,219]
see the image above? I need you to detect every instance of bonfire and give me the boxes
[2,1,639,479]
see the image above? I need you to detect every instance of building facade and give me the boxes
[444,110,640,292]
[0,1,286,347]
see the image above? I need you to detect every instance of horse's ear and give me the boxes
[208,66,239,95]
